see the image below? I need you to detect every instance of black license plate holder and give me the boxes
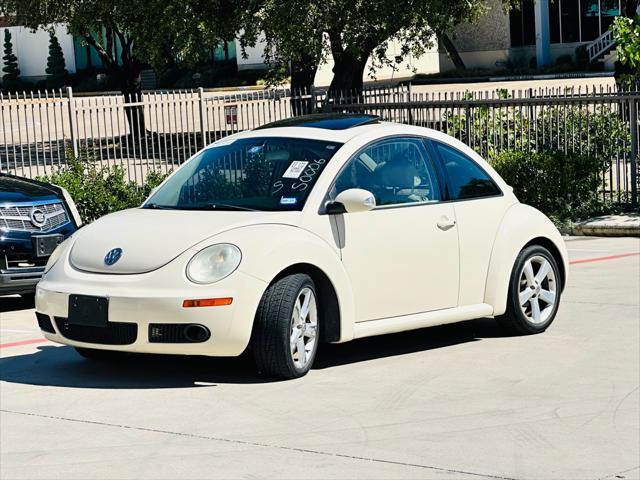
[68,295,109,327]
[32,234,64,258]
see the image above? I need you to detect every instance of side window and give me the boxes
[433,142,501,200]
[333,138,441,207]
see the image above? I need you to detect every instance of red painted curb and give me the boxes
[0,338,48,349]
[570,252,640,265]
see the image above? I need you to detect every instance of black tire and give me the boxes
[74,347,125,362]
[251,273,319,379]
[497,245,562,335]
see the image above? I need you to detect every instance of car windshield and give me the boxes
[145,137,342,211]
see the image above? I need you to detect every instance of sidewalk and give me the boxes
[568,213,640,237]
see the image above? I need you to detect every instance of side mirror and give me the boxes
[327,188,376,214]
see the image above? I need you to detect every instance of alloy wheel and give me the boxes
[518,255,557,325]
[289,287,318,369]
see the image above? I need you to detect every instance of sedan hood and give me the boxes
[69,208,299,274]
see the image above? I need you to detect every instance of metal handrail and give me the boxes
[587,30,615,62]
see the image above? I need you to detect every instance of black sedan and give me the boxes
[0,173,80,297]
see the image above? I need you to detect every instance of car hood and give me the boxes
[0,174,60,203]
[69,208,300,274]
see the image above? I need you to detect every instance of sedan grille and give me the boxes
[0,202,69,232]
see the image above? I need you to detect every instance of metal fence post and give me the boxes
[198,87,207,149]
[66,87,78,158]
[407,82,413,125]
[630,96,638,209]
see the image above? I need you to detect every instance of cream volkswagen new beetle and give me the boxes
[36,114,568,378]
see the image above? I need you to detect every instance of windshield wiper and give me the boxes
[144,203,177,210]
[204,203,259,211]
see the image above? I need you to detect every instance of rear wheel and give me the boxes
[252,274,319,379]
[497,245,561,335]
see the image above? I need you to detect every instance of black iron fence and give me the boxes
[0,84,637,208]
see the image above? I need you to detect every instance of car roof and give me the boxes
[206,116,392,147]
[254,113,381,131]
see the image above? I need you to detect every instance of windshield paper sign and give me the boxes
[282,161,309,179]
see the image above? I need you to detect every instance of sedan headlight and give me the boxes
[186,244,242,284]
[44,237,72,274]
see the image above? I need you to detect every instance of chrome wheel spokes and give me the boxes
[518,255,557,325]
[290,287,318,369]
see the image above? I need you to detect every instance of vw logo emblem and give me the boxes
[29,208,46,228]
[104,248,123,266]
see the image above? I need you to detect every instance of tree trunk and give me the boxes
[440,33,466,70]
[328,51,367,97]
[290,53,319,115]
[118,70,146,145]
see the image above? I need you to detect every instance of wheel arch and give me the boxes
[484,203,568,316]
[523,236,566,292]
[270,263,342,343]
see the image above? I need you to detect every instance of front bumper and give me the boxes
[36,257,268,357]
[0,266,43,295]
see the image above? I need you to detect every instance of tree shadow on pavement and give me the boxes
[0,317,510,389]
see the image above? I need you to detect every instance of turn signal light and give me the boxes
[182,297,233,308]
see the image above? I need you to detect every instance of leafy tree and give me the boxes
[1,0,240,131]
[2,29,21,91]
[612,14,640,87]
[241,0,508,94]
[45,31,67,88]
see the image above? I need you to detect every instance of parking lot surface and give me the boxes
[1,236,639,480]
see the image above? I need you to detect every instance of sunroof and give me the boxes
[255,113,381,131]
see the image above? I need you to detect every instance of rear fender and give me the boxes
[484,204,568,316]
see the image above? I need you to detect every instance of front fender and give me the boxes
[194,224,356,343]
[484,204,568,316]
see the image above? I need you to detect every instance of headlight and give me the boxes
[186,244,241,284]
[44,237,71,274]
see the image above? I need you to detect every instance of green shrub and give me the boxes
[45,31,68,89]
[39,149,169,223]
[2,29,22,92]
[490,150,618,222]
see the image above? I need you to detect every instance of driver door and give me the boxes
[331,137,459,322]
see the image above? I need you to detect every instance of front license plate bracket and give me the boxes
[67,295,109,327]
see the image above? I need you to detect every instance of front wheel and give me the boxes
[497,245,562,335]
[251,274,319,379]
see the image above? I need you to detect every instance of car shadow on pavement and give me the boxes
[314,317,504,369]
[0,317,510,388]
[0,295,35,313]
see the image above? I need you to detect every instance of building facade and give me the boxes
[441,0,622,71]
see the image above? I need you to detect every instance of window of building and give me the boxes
[561,0,581,42]
[550,0,561,43]
[510,0,621,47]
[509,0,536,47]
[600,0,621,33]
[581,0,601,40]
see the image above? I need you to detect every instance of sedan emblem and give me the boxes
[29,208,46,228]
[104,248,123,266]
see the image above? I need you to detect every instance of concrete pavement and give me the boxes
[0,236,639,479]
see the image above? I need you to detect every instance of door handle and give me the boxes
[437,216,456,231]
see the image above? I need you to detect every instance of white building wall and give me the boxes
[235,35,440,84]
[315,38,439,86]
[0,24,76,79]
[235,37,269,71]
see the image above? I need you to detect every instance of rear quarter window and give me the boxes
[432,141,501,200]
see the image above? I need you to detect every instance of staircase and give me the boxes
[587,30,616,66]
